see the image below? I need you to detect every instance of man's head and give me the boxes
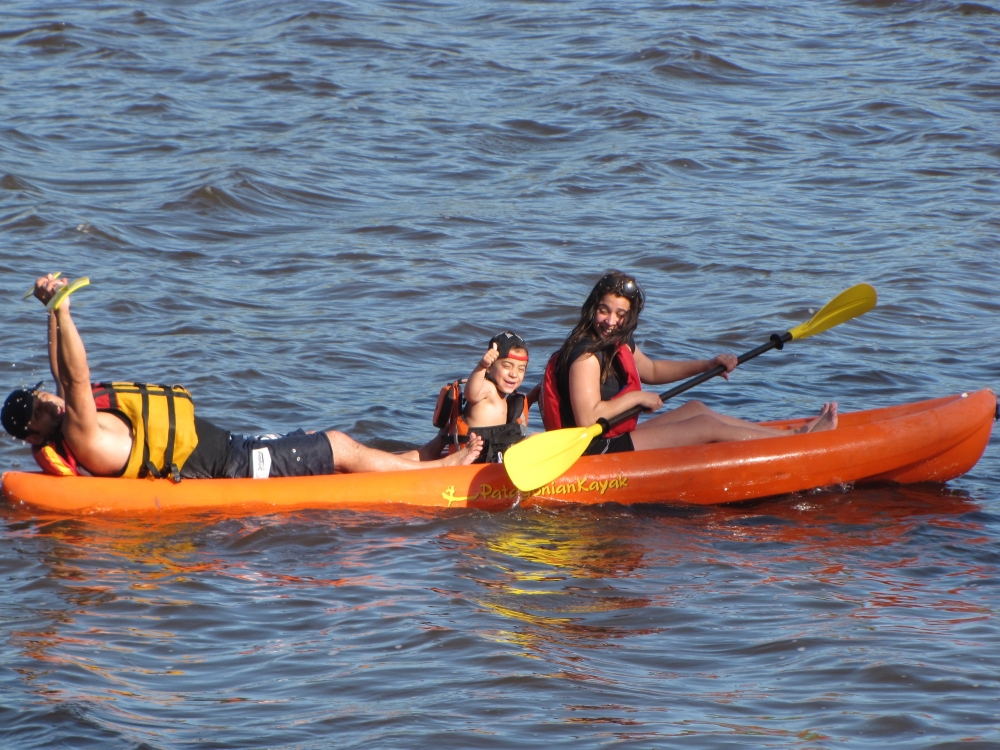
[2,383,64,444]
[486,331,529,395]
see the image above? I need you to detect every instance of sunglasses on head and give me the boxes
[597,274,639,299]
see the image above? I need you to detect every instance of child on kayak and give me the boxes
[415,331,534,464]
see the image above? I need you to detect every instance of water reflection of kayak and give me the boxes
[2,390,995,516]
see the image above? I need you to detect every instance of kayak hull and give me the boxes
[2,390,995,516]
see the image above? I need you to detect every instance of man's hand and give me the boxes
[33,274,67,307]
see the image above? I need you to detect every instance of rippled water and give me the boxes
[2,0,999,747]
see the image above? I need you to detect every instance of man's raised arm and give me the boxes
[32,277,118,471]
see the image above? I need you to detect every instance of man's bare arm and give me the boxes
[33,276,129,474]
[47,311,63,397]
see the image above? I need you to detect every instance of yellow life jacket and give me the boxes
[93,382,199,481]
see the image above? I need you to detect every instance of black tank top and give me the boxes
[556,336,635,427]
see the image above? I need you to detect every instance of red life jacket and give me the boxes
[433,379,529,458]
[33,434,84,476]
[540,343,642,438]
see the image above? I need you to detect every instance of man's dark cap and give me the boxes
[489,331,528,359]
[2,382,43,440]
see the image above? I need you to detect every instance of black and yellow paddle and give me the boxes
[504,283,877,492]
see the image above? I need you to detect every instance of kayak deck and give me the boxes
[2,390,995,516]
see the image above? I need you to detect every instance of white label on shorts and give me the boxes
[252,447,272,479]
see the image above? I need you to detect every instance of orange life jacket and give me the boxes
[32,382,198,481]
[540,343,642,438]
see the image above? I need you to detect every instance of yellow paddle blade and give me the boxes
[46,277,90,311]
[788,283,876,341]
[22,271,63,300]
[504,423,605,491]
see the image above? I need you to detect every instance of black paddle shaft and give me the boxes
[598,331,793,435]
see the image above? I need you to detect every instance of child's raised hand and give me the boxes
[479,343,500,370]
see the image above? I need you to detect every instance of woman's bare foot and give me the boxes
[441,432,483,466]
[793,403,839,434]
[806,402,838,432]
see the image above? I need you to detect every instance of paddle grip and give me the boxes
[600,331,793,435]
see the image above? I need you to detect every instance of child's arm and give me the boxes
[525,383,541,407]
[464,344,500,406]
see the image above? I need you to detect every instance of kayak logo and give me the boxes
[251,447,272,479]
[441,473,631,505]
[533,474,629,497]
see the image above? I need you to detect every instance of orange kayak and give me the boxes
[2,390,995,516]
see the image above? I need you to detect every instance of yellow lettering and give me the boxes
[555,484,566,495]
[576,477,588,492]
[619,474,628,488]
[588,481,599,492]
[599,480,609,494]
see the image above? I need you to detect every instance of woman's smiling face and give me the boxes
[593,293,632,338]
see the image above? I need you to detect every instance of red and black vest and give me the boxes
[540,343,642,438]
[432,379,529,463]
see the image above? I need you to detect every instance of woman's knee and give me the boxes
[677,399,710,416]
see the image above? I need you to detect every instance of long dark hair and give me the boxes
[555,271,645,384]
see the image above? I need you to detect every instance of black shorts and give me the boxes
[583,432,634,456]
[225,430,335,479]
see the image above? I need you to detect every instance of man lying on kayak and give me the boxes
[1,275,483,480]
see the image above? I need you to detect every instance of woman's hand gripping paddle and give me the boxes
[503,283,877,492]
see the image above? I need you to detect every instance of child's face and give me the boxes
[488,351,527,395]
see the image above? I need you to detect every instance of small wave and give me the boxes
[501,119,571,137]
[2,21,75,43]
[161,185,257,215]
[1,174,39,192]
[17,32,82,54]
[130,10,170,26]
[653,59,753,85]
[74,223,126,246]
[123,101,171,115]
[0,210,47,232]
[665,157,709,171]
[955,2,1000,13]
[583,106,660,129]
[281,9,352,23]
[300,35,400,52]
[862,100,941,119]
[349,224,448,242]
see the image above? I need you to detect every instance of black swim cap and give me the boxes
[2,382,42,440]
[489,331,528,360]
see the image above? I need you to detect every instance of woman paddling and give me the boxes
[539,271,837,455]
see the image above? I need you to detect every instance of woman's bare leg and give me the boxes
[632,401,837,445]
[325,430,482,473]
[635,399,790,437]
[631,403,837,451]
